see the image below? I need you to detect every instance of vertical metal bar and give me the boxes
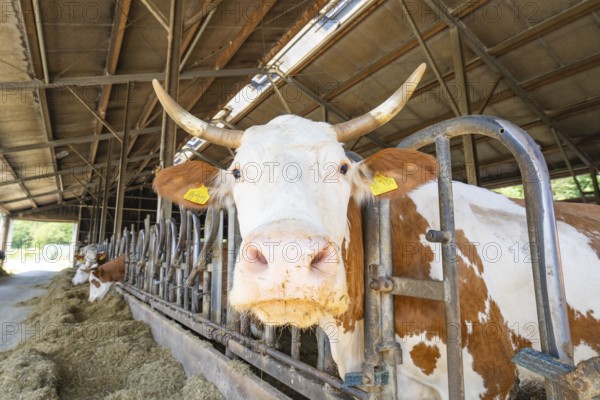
[317,327,337,374]
[114,83,133,236]
[551,129,586,203]
[264,326,276,348]
[99,139,113,241]
[158,0,184,221]
[184,211,193,311]
[226,205,242,331]
[435,135,465,400]
[362,201,382,386]
[210,210,224,323]
[89,182,99,243]
[450,26,479,186]
[591,171,600,205]
[291,327,301,360]
[191,213,202,313]
[379,199,398,399]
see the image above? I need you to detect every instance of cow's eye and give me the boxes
[232,169,241,180]
[339,163,349,175]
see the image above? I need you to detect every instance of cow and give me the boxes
[150,64,600,399]
[88,255,126,301]
[72,245,107,285]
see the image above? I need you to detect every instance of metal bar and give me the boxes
[98,138,113,241]
[158,0,184,221]
[362,200,383,387]
[398,115,574,398]
[118,283,369,400]
[450,26,479,186]
[398,0,460,117]
[0,68,265,89]
[88,0,133,181]
[378,199,398,399]
[0,127,159,155]
[68,145,106,181]
[434,135,465,400]
[0,154,38,209]
[37,89,63,203]
[31,0,49,84]
[476,75,502,115]
[140,0,169,31]
[388,276,445,301]
[65,87,123,143]
[317,327,338,374]
[210,210,224,323]
[290,327,301,360]
[114,83,133,236]
[226,205,242,330]
[180,7,218,70]
[184,0,225,29]
[551,129,587,203]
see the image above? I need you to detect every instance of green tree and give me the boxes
[32,222,74,246]
[11,221,33,249]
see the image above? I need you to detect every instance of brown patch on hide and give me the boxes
[153,161,221,209]
[94,256,126,283]
[335,200,364,333]
[512,199,600,259]
[364,148,438,199]
[409,342,441,375]
[568,306,600,354]
[391,200,517,399]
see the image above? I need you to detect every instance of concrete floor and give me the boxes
[0,270,57,352]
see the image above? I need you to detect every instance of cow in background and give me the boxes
[150,64,600,399]
[72,245,107,285]
[88,255,126,301]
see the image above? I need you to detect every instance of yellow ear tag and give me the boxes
[183,185,211,205]
[370,174,398,196]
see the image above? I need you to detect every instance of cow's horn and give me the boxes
[152,80,245,148]
[333,63,426,142]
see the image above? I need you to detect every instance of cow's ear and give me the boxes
[363,148,437,199]
[153,161,222,209]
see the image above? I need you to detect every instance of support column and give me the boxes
[158,0,184,221]
[99,139,113,241]
[450,26,479,186]
[1,214,10,256]
[114,84,134,239]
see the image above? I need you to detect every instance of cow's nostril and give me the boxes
[246,246,269,269]
[311,244,337,270]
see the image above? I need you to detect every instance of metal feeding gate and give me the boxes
[103,115,596,399]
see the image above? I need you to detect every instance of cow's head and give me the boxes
[152,64,436,327]
[72,245,102,285]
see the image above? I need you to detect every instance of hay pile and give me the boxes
[0,268,224,400]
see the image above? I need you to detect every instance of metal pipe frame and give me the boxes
[118,282,368,400]
[398,115,574,398]
[101,199,370,399]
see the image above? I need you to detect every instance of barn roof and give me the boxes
[1,0,599,220]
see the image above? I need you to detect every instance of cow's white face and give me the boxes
[226,116,369,327]
[152,64,427,329]
[88,271,113,301]
[72,246,99,285]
